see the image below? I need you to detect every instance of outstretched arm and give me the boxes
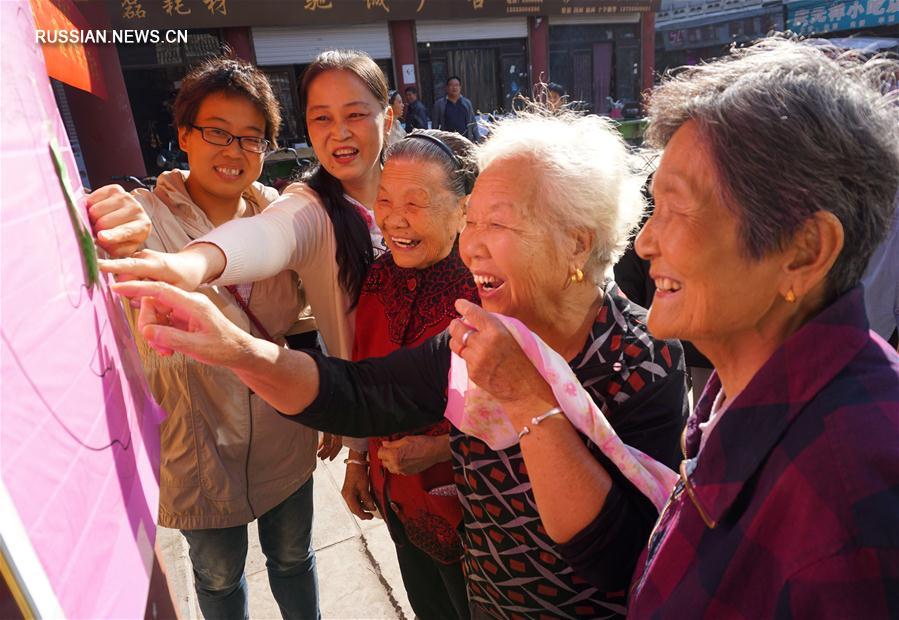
[98,183,324,291]
[112,280,321,413]
[100,243,225,291]
[112,280,450,434]
[191,183,323,286]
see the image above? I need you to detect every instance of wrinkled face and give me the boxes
[460,158,571,325]
[391,95,404,120]
[635,121,787,347]
[305,69,387,186]
[375,158,464,269]
[447,79,462,98]
[178,92,266,200]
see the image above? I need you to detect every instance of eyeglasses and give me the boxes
[190,125,270,153]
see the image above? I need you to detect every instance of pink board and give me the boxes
[0,2,164,617]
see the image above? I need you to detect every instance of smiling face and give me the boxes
[305,69,388,190]
[178,91,266,204]
[375,158,464,269]
[460,157,573,327]
[635,121,788,350]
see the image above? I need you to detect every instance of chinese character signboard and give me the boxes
[788,0,899,34]
[103,0,658,28]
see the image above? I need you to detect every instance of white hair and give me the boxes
[476,110,646,279]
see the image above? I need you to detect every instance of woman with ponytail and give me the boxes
[101,49,392,366]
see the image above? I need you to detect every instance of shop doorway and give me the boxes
[593,43,613,114]
[447,48,499,114]
[549,22,642,114]
[569,50,592,108]
[419,39,527,116]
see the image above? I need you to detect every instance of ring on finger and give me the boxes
[461,329,473,348]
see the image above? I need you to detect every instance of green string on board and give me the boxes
[49,136,99,290]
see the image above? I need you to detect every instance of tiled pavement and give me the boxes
[158,447,414,620]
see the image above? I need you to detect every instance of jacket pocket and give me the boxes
[187,368,249,502]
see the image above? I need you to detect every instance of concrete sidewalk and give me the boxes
[158,448,414,620]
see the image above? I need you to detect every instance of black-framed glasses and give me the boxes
[190,125,270,153]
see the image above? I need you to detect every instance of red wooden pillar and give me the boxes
[223,27,256,63]
[389,20,418,93]
[528,15,550,91]
[641,12,656,98]
[63,1,145,188]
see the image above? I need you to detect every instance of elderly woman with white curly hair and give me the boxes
[113,111,689,619]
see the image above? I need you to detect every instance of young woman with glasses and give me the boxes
[97,50,404,613]
[89,57,327,619]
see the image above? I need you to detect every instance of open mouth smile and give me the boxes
[652,275,683,299]
[472,272,506,295]
[214,166,243,180]
[332,147,359,164]
[390,235,422,249]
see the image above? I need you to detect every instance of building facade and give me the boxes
[53,0,657,183]
[655,0,784,72]
[654,0,897,74]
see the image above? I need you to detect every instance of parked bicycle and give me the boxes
[110,175,157,190]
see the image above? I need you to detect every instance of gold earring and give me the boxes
[570,268,584,284]
[785,289,796,303]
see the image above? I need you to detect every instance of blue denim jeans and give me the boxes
[182,478,319,620]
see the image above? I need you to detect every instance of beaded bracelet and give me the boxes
[517,406,564,440]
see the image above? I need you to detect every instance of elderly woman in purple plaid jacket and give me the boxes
[616,38,899,617]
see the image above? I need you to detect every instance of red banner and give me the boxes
[29,0,107,99]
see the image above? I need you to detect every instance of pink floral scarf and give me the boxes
[445,313,678,511]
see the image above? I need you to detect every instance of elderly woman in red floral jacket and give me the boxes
[342,130,479,620]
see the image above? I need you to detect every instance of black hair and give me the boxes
[446,76,462,85]
[298,50,388,309]
[404,86,418,95]
[175,57,281,146]
[547,82,565,96]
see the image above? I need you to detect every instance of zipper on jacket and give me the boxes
[243,284,257,520]
[245,388,257,519]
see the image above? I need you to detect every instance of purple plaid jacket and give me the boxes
[628,287,899,619]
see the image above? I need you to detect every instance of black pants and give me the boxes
[385,502,470,620]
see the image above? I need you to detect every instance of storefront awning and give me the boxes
[787,0,899,36]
